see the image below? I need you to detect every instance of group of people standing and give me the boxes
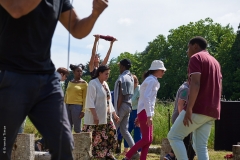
[0,1,222,160]
[35,36,222,160]
[47,32,168,160]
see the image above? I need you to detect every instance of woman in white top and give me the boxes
[83,65,119,160]
[122,60,166,160]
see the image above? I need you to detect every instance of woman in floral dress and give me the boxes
[83,65,119,160]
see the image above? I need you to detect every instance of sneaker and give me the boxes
[131,152,140,160]
[164,153,176,160]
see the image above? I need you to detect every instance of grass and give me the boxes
[115,148,229,160]
[24,101,230,159]
[114,147,229,160]
[152,101,215,148]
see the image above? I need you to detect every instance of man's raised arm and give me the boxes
[59,0,108,39]
[0,0,41,19]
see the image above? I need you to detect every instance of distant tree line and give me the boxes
[68,18,239,100]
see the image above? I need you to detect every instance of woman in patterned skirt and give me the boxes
[83,65,119,160]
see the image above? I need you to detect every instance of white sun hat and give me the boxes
[148,60,167,71]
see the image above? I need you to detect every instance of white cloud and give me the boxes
[118,18,133,26]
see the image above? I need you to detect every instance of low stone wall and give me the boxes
[11,134,35,160]
[11,133,92,160]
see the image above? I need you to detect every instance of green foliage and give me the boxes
[106,18,238,100]
[220,25,240,100]
[152,101,173,144]
[24,117,41,138]
[64,18,239,100]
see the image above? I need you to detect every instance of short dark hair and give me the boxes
[69,64,85,71]
[57,67,69,75]
[92,65,110,79]
[189,36,207,50]
[120,59,131,70]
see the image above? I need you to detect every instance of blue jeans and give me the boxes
[167,110,215,160]
[0,70,74,160]
[124,110,142,150]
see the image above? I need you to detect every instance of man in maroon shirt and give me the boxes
[167,36,222,160]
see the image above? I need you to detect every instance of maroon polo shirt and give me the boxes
[187,51,222,119]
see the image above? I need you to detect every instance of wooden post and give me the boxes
[72,132,92,160]
[233,145,240,160]
[11,134,35,160]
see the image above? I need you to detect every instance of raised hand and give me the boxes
[92,0,108,16]
[110,38,117,44]
[94,34,100,41]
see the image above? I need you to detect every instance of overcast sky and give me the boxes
[51,0,240,69]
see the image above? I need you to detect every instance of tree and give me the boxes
[159,18,236,99]
[107,18,237,100]
[221,24,240,100]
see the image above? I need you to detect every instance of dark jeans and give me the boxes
[0,70,74,160]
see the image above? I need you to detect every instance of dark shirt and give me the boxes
[0,0,73,74]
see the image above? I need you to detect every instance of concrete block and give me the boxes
[73,132,92,160]
[11,134,35,160]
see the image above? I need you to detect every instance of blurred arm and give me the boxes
[59,0,108,39]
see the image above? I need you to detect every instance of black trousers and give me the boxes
[0,70,74,160]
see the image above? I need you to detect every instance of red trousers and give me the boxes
[126,109,153,160]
